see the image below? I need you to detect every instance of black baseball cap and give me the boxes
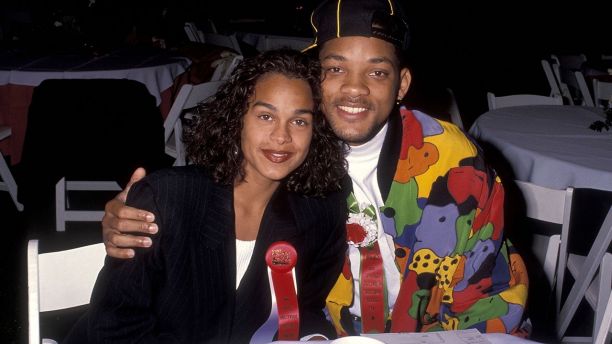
[302,0,410,52]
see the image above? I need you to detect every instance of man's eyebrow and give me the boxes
[368,56,395,65]
[320,54,346,62]
[321,54,394,66]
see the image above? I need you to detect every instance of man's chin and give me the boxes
[333,123,386,146]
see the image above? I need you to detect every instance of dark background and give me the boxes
[1,0,610,127]
[1,0,610,343]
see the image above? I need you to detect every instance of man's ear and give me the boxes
[397,67,411,100]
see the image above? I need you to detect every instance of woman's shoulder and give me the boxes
[141,166,210,183]
[133,166,216,196]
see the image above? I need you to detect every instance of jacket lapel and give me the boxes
[378,106,403,202]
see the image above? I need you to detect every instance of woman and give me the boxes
[65,49,348,343]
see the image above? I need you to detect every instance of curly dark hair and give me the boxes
[184,49,347,197]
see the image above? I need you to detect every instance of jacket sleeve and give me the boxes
[397,148,529,334]
[297,193,348,339]
[86,180,179,343]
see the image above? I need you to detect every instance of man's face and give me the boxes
[318,36,411,146]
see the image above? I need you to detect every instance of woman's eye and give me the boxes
[326,66,342,73]
[258,113,272,121]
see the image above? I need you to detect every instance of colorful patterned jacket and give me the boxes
[326,107,528,335]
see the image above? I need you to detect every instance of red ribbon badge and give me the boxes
[359,242,386,333]
[265,241,300,340]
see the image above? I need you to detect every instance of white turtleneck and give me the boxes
[345,123,401,317]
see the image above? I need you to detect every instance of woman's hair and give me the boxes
[184,49,347,197]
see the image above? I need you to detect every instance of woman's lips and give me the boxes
[262,149,294,163]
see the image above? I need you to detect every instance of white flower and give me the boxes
[346,212,378,248]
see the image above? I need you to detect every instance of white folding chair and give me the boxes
[593,79,612,108]
[557,206,612,342]
[487,92,563,110]
[0,125,23,211]
[184,22,204,43]
[446,88,464,130]
[515,181,573,288]
[594,255,612,344]
[551,59,576,105]
[575,70,595,107]
[164,80,225,166]
[27,240,106,344]
[541,59,563,98]
[55,177,121,231]
[210,53,243,81]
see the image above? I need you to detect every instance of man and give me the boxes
[102,0,528,336]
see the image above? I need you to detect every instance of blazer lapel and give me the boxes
[378,106,403,202]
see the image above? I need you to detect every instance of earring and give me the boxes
[396,98,402,105]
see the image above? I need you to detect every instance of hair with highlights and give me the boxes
[184,49,347,196]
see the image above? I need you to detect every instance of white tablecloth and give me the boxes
[469,105,612,191]
[0,48,191,105]
[273,331,540,344]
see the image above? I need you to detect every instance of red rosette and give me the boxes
[265,241,300,340]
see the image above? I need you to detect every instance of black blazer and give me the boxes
[70,166,347,343]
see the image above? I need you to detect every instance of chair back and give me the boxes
[593,79,612,108]
[20,79,169,229]
[184,22,204,43]
[487,92,563,110]
[210,54,243,81]
[515,181,573,286]
[27,240,106,343]
[575,70,595,107]
[164,80,225,166]
[541,59,562,98]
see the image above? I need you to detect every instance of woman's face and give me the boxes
[240,72,314,186]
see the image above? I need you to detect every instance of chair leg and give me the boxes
[594,253,612,339]
[557,209,612,338]
[0,152,23,211]
[55,177,66,232]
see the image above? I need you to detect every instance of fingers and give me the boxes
[106,246,136,259]
[104,230,154,259]
[116,167,147,203]
[104,215,158,235]
[104,199,155,229]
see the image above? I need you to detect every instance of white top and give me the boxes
[469,105,612,191]
[345,123,401,317]
[235,239,256,290]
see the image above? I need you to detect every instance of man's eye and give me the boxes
[293,119,309,126]
[370,70,389,78]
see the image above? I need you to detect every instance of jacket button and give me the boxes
[395,248,406,258]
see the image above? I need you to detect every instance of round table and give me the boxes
[469,105,612,191]
[0,48,191,164]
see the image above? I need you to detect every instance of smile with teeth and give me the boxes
[262,149,293,163]
[338,105,368,114]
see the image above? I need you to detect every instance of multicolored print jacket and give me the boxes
[326,107,528,336]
